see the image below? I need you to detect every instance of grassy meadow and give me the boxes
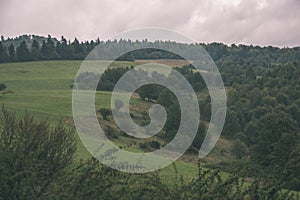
[0,60,210,179]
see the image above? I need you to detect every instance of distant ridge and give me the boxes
[1,34,58,49]
[0,34,299,64]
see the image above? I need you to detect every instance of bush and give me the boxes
[149,141,160,149]
[139,142,148,150]
[231,139,249,160]
[104,125,119,139]
[98,108,111,120]
[0,107,76,199]
[0,83,7,91]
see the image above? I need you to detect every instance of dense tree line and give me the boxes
[76,62,300,189]
[90,62,299,190]
[75,65,205,93]
[0,34,300,64]
[0,108,297,199]
[75,65,207,151]
[216,61,300,190]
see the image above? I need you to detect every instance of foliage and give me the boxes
[0,36,300,196]
[0,107,76,199]
[98,108,111,120]
[0,83,7,91]
[0,96,297,199]
[231,139,249,160]
[223,62,300,190]
[1,35,300,64]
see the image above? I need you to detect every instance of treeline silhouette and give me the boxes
[0,34,300,63]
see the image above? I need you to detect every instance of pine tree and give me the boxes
[8,43,15,62]
[31,39,41,60]
[71,38,84,59]
[56,36,72,59]
[16,41,30,61]
[0,41,8,63]
[41,35,58,60]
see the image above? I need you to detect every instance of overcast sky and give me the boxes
[0,0,299,47]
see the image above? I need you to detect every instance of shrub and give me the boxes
[0,107,76,199]
[98,108,111,120]
[149,141,160,149]
[0,83,7,91]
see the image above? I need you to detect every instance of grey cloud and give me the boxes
[0,0,299,47]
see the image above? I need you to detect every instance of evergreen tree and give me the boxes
[251,109,298,169]
[16,41,30,61]
[71,38,85,59]
[8,43,15,62]
[0,42,8,63]
[0,41,4,62]
[31,39,41,60]
[41,35,58,60]
[56,36,71,59]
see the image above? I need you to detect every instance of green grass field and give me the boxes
[0,60,204,179]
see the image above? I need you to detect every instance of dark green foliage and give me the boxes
[1,34,300,65]
[231,139,249,159]
[0,108,295,199]
[245,66,256,80]
[69,38,85,60]
[16,41,30,61]
[149,140,161,149]
[139,142,148,149]
[251,109,297,166]
[98,108,111,120]
[40,35,58,60]
[103,125,119,139]
[30,39,41,60]
[222,109,240,137]
[137,84,162,101]
[182,163,293,200]
[95,65,205,95]
[0,83,7,91]
[56,36,72,59]
[8,43,15,62]
[157,88,175,107]
[1,35,300,196]
[116,52,135,61]
[80,55,300,191]
[0,107,76,199]
[97,67,130,91]
[222,62,300,190]
[174,65,206,92]
[0,42,8,63]
[191,122,206,149]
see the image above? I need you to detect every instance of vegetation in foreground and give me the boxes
[0,37,299,198]
[0,108,296,199]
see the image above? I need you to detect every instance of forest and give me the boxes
[76,57,300,191]
[0,34,300,63]
[0,35,299,199]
